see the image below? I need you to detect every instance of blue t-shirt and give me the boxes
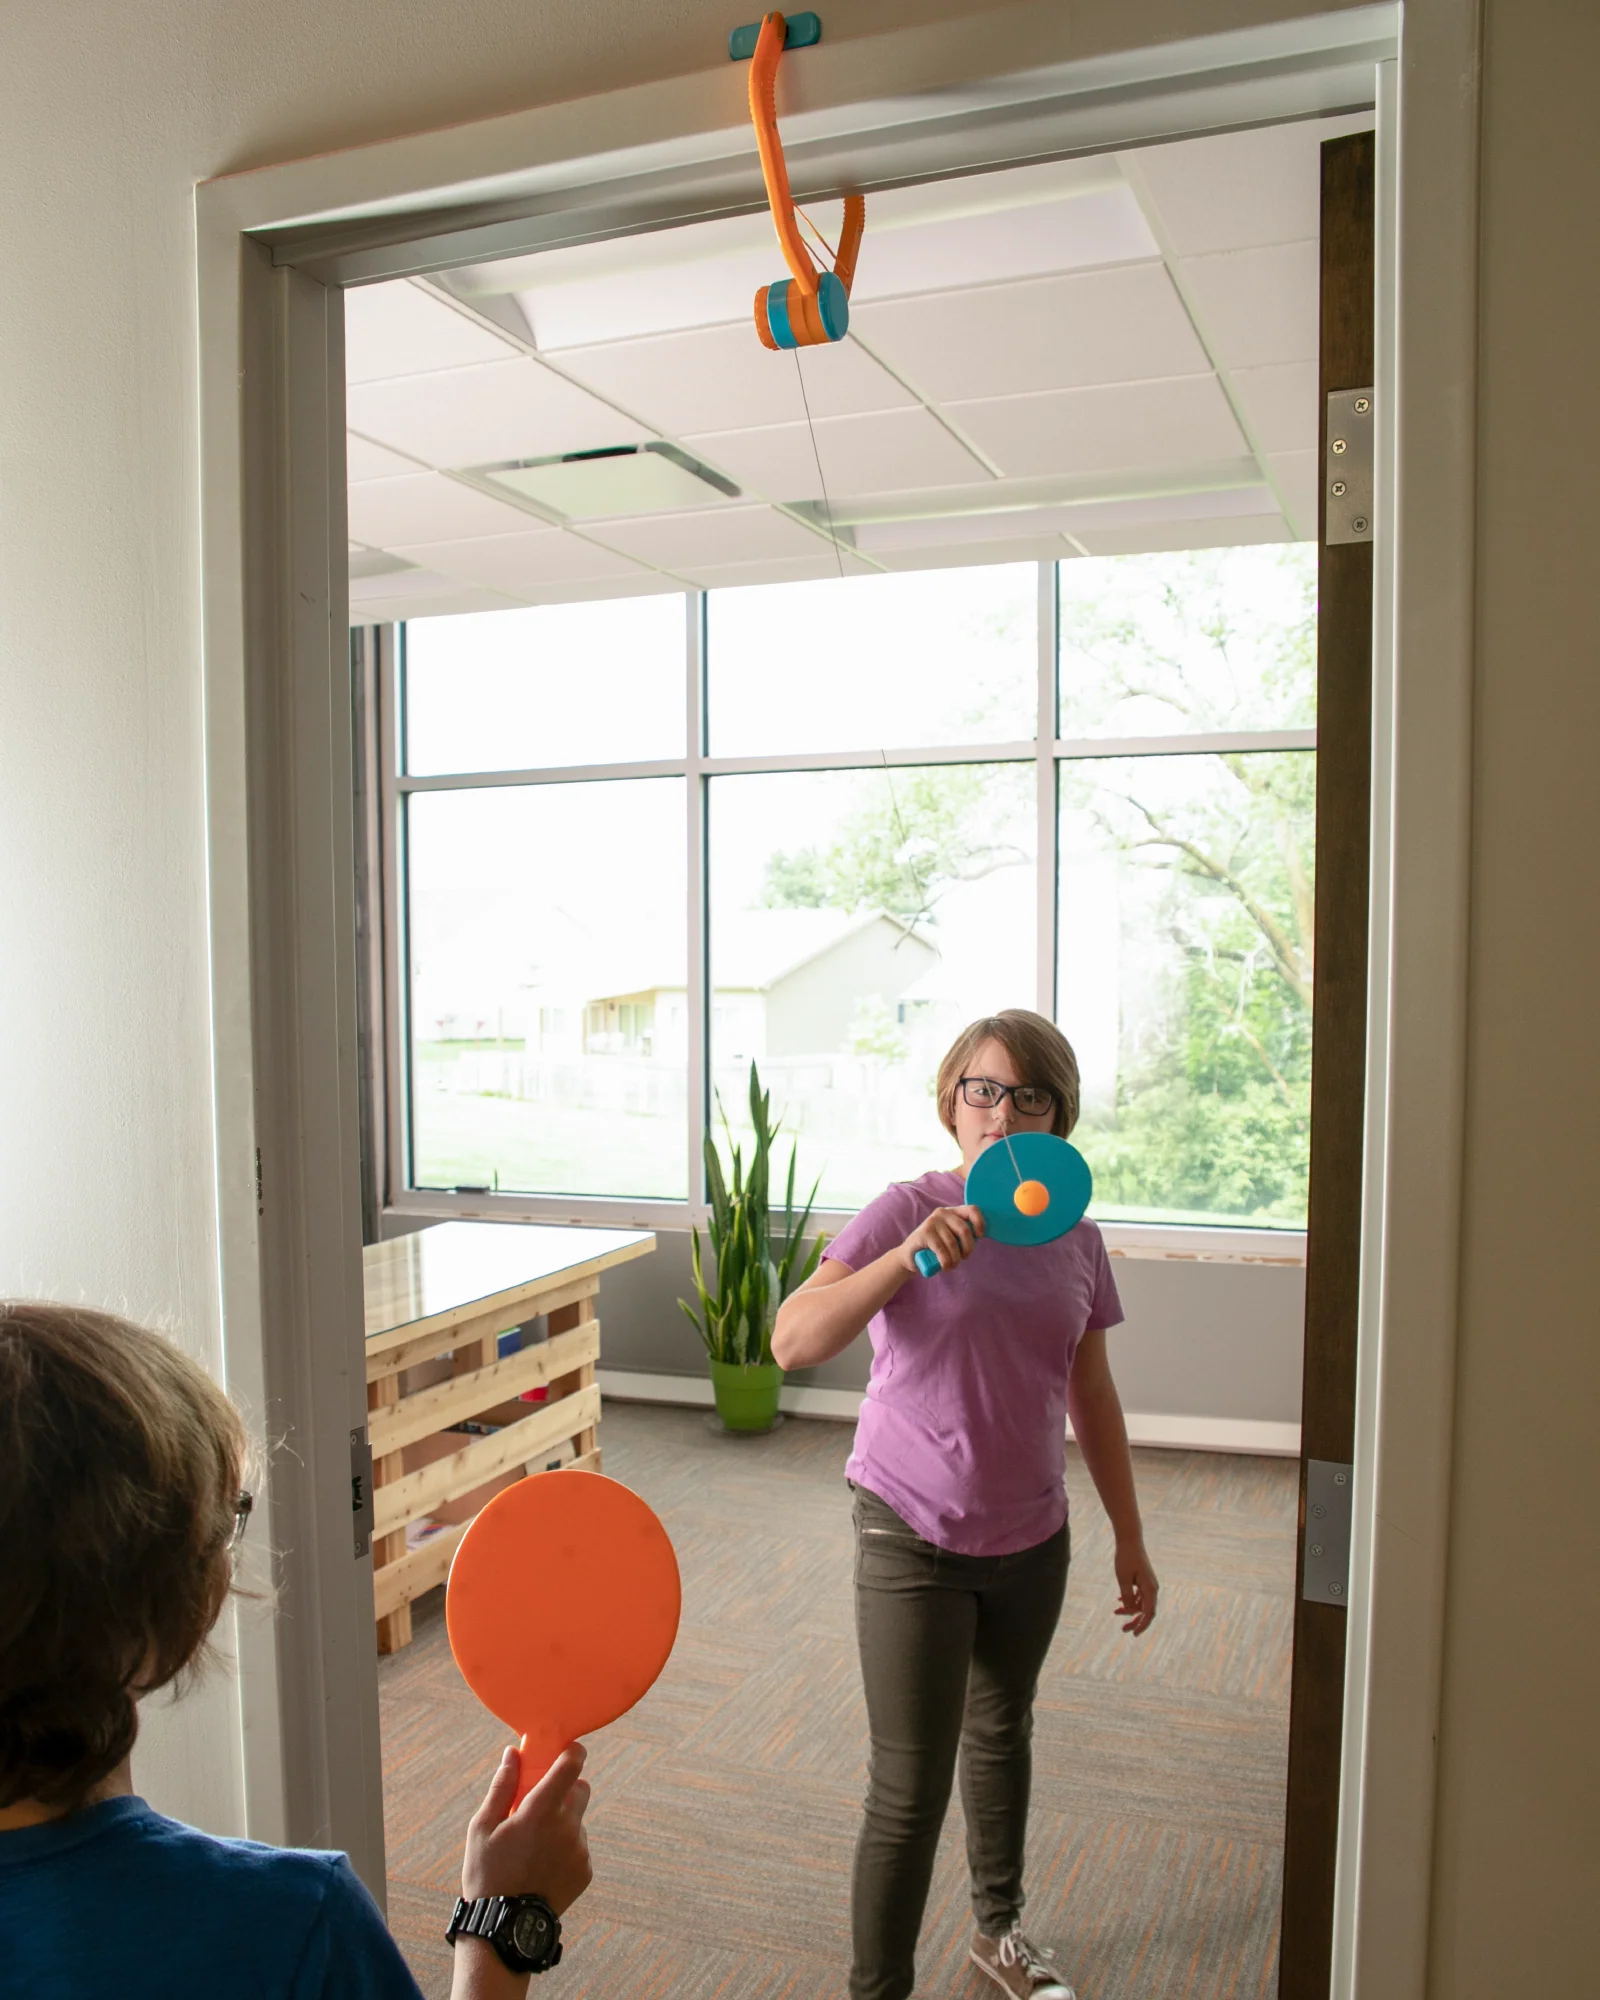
[0,1795,425,1999]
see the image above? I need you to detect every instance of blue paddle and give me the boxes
[914,1131,1094,1276]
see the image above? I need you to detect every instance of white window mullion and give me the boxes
[1036,561,1059,1019]
[685,591,709,1223]
[383,622,414,1199]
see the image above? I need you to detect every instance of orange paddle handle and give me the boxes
[511,1728,570,1809]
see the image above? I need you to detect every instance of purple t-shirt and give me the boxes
[826,1167,1123,1557]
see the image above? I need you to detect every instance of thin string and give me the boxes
[1000,1128,1025,1189]
[792,347,845,582]
[794,347,933,963]
[795,205,839,266]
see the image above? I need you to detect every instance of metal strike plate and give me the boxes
[1302,1458,1353,1604]
[350,1428,374,1559]
[1325,389,1374,544]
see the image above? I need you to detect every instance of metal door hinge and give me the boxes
[1302,1458,1353,1604]
[350,1428,374,1559]
[1325,389,1374,544]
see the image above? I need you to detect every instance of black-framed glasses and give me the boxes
[231,1492,254,1547]
[958,1076,1055,1118]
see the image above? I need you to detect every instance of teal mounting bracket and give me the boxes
[729,11,822,60]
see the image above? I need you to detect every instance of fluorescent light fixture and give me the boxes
[476,443,739,520]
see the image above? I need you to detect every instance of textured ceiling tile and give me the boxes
[387,530,647,591]
[585,505,829,569]
[1130,113,1373,258]
[873,536,1076,573]
[550,323,913,436]
[1178,241,1322,370]
[945,376,1247,481]
[516,251,771,349]
[348,585,522,627]
[686,408,990,506]
[344,279,520,384]
[346,431,424,481]
[675,552,877,588]
[850,185,1158,300]
[1070,514,1295,557]
[850,262,1204,402]
[1263,449,1321,541]
[345,473,542,547]
[1229,361,1320,456]
[347,566,462,604]
[346,358,650,468]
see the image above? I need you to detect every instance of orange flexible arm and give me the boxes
[834,193,865,294]
[749,13,820,299]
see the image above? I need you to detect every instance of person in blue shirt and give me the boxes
[0,1300,594,1999]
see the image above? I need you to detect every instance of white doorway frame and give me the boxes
[195,4,1478,1993]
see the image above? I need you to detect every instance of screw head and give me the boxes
[1332,480,1347,497]
[1310,1543,1325,1558]
[1329,1582,1344,1597]
[1334,1472,1348,1485]
[1352,516,1370,535]
[1332,437,1347,454]
[1312,1503,1326,1519]
[1354,396,1371,413]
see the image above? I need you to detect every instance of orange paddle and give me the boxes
[446,1470,682,1803]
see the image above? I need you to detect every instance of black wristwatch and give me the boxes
[446,1893,563,1973]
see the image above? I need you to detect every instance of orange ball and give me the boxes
[1013,1179,1050,1218]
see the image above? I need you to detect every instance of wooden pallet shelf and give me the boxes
[361,1221,654,1653]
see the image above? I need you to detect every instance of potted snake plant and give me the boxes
[681,1061,826,1432]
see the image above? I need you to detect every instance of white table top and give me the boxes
[362,1220,655,1338]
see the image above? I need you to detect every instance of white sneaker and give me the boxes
[969,1922,1077,1999]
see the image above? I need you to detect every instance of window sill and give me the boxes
[385,1197,1306,1267]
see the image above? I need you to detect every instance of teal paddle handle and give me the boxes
[913,1248,942,1278]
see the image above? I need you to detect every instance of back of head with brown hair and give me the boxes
[0,1302,246,1811]
[934,1009,1082,1141]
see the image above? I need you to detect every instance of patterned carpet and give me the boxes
[379,1403,1297,1999]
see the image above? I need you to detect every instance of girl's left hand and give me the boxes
[1114,1540,1159,1636]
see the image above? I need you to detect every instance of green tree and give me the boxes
[761,765,1031,929]
[755,547,1319,1222]
[1060,546,1317,1221]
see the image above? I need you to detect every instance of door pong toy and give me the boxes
[446,1470,681,1804]
[733,12,864,349]
[914,1132,1094,1277]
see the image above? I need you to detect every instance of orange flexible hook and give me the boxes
[747,11,864,349]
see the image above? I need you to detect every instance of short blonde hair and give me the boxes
[935,1010,1081,1140]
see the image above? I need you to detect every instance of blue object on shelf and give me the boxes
[497,1327,522,1357]
[916,1134,1094,1278]
[730,11,822,60]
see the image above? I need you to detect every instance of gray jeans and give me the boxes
[849,1483,1071,2000]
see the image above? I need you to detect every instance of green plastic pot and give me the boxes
[708,1359,784,1433]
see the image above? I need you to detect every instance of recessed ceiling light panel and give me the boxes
[476,442,739,520]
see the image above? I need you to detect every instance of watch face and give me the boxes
[512,1907,552,1958]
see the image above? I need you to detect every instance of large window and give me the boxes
[388,547,1315,1229]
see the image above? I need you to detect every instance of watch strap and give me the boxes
[446,1894,563,1973]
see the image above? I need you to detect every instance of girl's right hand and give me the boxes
[901,1205,985,1275]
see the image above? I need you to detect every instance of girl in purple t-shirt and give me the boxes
[773,1010,1159,2000]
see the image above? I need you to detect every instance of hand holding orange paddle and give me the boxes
[447,1470,683,1806]
[460,1741,593,1912]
